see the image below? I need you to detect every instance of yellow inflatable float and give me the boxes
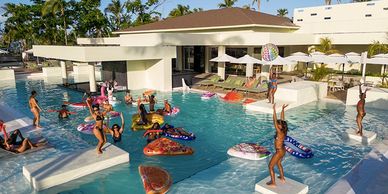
[131,113,164,131]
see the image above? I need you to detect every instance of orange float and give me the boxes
[143,138,194,156]
[221,91,244,102]
[243,98,257,105]
[138,165,172,194]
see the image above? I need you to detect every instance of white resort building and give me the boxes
[32,0,388,92]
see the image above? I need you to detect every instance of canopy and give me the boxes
[234,54,263,64]
[262,56,295,66]
[372,53,388,58]
[327,53,349,64]
[285,55,312,63]
[0,49,9,54]
[210,54,237,63]
[345,52,361,63]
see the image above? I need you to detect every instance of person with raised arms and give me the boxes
[356,84,370,136]
[267,104,288,187]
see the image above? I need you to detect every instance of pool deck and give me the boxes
[23,143,130,191]
[326,140,388,194]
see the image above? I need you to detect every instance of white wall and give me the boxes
[275,81,328,105]
[0,69,15,81]
[127,59,173,91]
[294,0,388,36]
[42,67,62,77]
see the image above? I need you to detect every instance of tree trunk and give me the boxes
[62,8,67,45]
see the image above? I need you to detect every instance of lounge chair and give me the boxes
[195,75,220,88]
[236,79,260,92]
[245,83,268,95]
[222,77,246,90]
[213,76,236,89]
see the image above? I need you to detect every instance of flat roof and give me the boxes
[115,7,298,34]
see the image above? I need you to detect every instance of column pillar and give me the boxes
[218,46,226,80]
[205,47,211,73]
[176,46,183,72]
[247,47,254,77]
[60,61,68,84]
[88,63,97,93]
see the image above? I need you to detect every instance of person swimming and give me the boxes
[86,101,107,155]
[124,90,134,104]
[157,99,171,115]
[266,103,288,187]
[107,112,125,143]
[57,104,74,119]
[144,122,161,144]
[356,84,370,136]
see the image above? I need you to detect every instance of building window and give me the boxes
[311,13,317,16]
[325,7,332,10]
[324,17,331,20]
[365,14,372,17]
[297,19,303,22]
[383,7,388,10]
[366,3,375,6]
[183,46,194,71]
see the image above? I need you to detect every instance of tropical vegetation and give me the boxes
[1,0,166,51]
[218,0,238,8]
[309,37,339,54]
[276,9,288,17]
[168,4,203,17]
[367,41,388,57]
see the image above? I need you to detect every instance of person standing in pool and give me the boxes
[356,84,370,136]
[86,101,107,154]
[149,95,156,112]
[267,103,288,187]
[29,90,43,128]
[107,112,125,143]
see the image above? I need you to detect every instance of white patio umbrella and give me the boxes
[345,52,361,63]
[210,54,237,63]
[0,49,9,54]
[262,56,295,66]
[327,53,350,80]
[285,52,313,77]
[310,51,330,64]
[367,54,388,77]
[235,54,263,77]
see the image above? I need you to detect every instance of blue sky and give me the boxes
[0,0,345,23]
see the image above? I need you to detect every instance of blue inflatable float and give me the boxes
[161,124,196,141]
[284,136,313,159]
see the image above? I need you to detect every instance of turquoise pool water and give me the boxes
[0,79,387,194]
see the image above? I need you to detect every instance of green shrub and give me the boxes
[311,65,330,81]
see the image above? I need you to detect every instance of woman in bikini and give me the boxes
[268,71,278,104]
[267,103,288,187]
[107,112,125,143]
[29,90,43,128]
[86,101,107,154]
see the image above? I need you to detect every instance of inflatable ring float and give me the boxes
[227,143,271,160]
[284,136,313,159]
[131,113,164,131]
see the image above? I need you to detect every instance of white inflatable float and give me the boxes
[227,143,271,160]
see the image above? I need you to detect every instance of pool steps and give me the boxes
[23,143,129,191]
[255,176,308,194]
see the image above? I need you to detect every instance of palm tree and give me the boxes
[368,41,388,57]
[104,0,126,31]
[192,8,204,13]
[251,0,268,12]
[42,0,67,45]
[218,0,238,8]
[169,4,192,17]
[276,8,288,17]
[309,37,339,54]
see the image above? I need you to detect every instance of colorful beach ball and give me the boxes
[261,43,279,62]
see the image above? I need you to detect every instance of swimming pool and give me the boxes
[0,78,387,194]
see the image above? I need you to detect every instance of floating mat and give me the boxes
[23,143,129,191]
[139,165,172,194]
[346,129,376,144]
[255,176,308,194]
